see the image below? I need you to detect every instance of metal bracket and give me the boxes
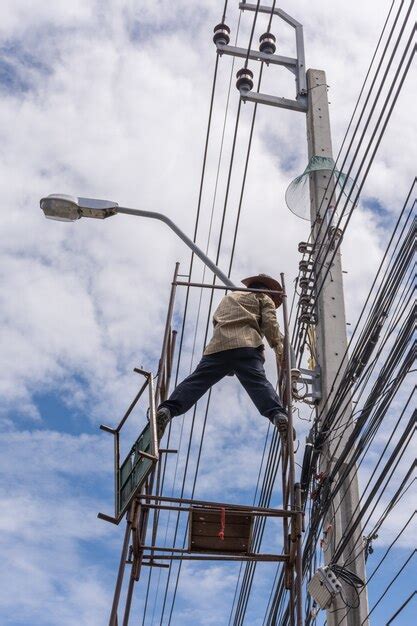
[213,5,307,115]
[292,366,322,404]
[241,91,307,113]
[238,2,307,97]
[216,43,297,74]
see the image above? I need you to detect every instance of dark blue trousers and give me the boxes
[160,347,285,420]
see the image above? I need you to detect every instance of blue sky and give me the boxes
[0,1,415,625]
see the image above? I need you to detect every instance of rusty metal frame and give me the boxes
[136,494,292,566]
[101,264,180,626]
[142,553,288,562]
[173,280,284,298]
[137,493,296,517]
[155,262,180,406]
[101,268,303,626]
[98,369,158,524]
[280,272,304,626]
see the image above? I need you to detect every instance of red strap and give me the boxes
[218,507,226,541]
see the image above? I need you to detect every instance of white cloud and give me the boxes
[0,0,415,624]
[0,430,115,625]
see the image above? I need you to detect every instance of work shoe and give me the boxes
[271,411,296,441]
[155,406,171,441]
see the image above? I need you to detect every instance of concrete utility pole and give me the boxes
[306,69,369,626]
[224,4,370,623]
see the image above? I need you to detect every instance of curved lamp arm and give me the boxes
[40,194,236,289]
[117,206,236,288]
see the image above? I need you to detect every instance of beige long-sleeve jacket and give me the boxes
[204,291,283,358]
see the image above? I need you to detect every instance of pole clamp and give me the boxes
[291,365,322,404]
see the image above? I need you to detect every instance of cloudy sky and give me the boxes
[0,1,415,625]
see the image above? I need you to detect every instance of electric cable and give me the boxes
[305,0,411,279]
[292,3,414,361]
[300,214,412,560]
[205,4,412,620]
[145,11,244,624]
[290,0,402,350]
[295,189,415,441]
[165,3,284,621]
[335,510,416,625]
[301,194,415,504]
[160,6,260,619]
[307,32,415,318]
[315,329,415,564]
[361,550,416,624]
[141,2,415,624]
[277,209,415,624]
[386,591,416,625]
[294,22,416,363]
[142,52,222,623]
[244,0,261,68]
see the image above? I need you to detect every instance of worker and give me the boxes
[155,274,291,440]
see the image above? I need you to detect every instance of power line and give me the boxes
[160,4,265,620]
[164,2,289,620]
[163,98,245,623]
[307,28,415,314]
[141,51,222,626]
[386,591,416,625]
[335,510,416,625]
[244,0,261,68]
[290,0,401,349]
[298,188,415,513]
[252,2,415,623]
[275,189,415,623]
[145,10,244,623]
[138,2,415,624]
[292,2,415,360]
[227,63,264,277]
[362,550,416,624]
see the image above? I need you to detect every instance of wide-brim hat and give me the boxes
[242,273,284,308]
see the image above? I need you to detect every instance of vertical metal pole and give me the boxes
[109,505,135,626]
[294,24,307,96]
[306,68,368,626]
[114,432,120,518]
[165,329,177,397]
[149,450,164,566]
[122,501,144,626]
[280,273,296,511]
[294,483,303,626]
[280,443,289,563]
[281,273,298,622]
[289,583,295,626]
[155,262,180,406]
[277,351,290,568]
[122,570,136,626]
[148,374,158,461]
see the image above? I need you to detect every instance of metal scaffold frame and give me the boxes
[98,264,304,626]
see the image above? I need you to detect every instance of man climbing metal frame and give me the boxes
[156,273,293,440]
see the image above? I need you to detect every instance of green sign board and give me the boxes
[118,424,154,516]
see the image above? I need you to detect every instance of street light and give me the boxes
[40,194,235,288]
[40,194,118,221]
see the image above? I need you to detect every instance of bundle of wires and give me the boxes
[329,564,365,610]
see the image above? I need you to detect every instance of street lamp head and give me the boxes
[40,194,119,221]
[40,194,81,221]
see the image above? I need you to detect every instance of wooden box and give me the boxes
[189,507,253,554]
